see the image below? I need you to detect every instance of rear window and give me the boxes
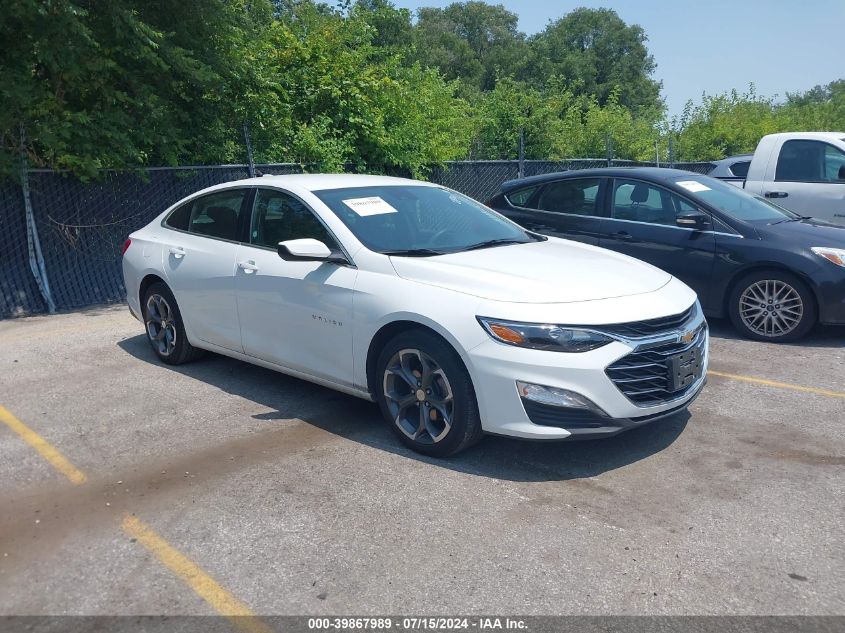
[504,186,538,207]
[729,161,750,178]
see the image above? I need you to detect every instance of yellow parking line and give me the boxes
[121,515,275,633]
[1,404,272,632]
[0,405,87,484]
[709,370,845,399]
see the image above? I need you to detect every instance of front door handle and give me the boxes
[168,246,185,259]
[238,260,259,274]
[612,231,633,241]
[764,191,789,199]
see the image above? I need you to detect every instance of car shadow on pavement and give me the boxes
[707,317,845,347]
[118,334,689,483]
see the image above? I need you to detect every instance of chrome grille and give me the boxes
[600,305,696,338]
[606,327,707,406]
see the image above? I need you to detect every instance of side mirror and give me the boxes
[676,211,711,230]
[277,239,348,264]
[838,165,845,181]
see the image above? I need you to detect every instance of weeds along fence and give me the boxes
[0,159,713,318]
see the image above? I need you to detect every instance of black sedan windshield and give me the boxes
[671,176,797,222]
[313,185,533,255]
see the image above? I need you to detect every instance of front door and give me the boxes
[599,178,716,306]
[235,188,357,387]
[766,139,845,224]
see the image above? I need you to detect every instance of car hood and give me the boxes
[756,217,845,246]
[389,238,672,304]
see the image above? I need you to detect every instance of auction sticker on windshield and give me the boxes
[676,180,712,193]
[342,196,398,216]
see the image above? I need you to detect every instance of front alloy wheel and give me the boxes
[375,330,483,456]
[729,271,816,342]
[382,348,454,445]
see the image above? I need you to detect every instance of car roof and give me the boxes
[499,167,707,193]
[193,173,437,195]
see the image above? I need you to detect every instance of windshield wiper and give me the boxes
[462,238,531,251]
[770,215,812,225]
[382,248,446,257]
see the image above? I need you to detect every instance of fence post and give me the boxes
[19,127,55,313]
[243,122,256,178]
[605,133,613,167]
[668,136,675,168]
[517,127,525,179]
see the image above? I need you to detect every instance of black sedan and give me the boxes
[486,168,845,342]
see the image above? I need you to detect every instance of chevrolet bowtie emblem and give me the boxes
[680,330,696,344]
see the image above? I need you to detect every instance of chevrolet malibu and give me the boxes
[122,175,708,456]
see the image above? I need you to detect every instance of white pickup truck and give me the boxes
[714,132,845,224]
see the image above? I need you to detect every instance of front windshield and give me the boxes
[313,185,533,254]
[671,176,797,222]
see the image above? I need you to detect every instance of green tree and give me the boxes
[528,8,662,115]
[0,0,271,177]
[411,1,529,93]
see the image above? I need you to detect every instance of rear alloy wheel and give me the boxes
[376,330,483,456]
[729,271,816,342]
[142,282,204,365]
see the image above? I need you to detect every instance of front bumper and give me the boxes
[466,320,709,440]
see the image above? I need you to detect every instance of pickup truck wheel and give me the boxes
[728,271,816,342]
[376,330,483,457]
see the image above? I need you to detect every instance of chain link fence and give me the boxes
[1,159,715,318]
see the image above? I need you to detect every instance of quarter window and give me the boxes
[612,179,703,227]
[164,189,247,240]
[505,186,538,207]
[533,179,602,216]
[776,140,845,182]
[251,189,339,250]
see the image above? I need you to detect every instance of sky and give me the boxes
[393,0,844,117]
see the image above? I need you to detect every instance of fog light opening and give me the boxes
[517,381,608,416]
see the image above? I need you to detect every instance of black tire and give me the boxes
[728,270,816,342]
[375,329,483,457]
[141,282,204,365]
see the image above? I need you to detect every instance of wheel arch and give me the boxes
[365,319,470,397]
[139,273,168,309]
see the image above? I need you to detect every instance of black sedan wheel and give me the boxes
[729,271,816,342]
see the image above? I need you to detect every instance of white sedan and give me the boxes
[122,174,708,456]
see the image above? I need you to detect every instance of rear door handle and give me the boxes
[168,246,185,259]
[764,191,789,199]
[238,260,259,273]
[612,230,633,241]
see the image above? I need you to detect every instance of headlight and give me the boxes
[477,317,614,352]
[811,247,845,268]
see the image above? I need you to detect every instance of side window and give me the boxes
[611,179,697,227]
[824,145,845,181]
[184,190,247,240]
[534,178,602,216]
[251,189,339,250]
[776,140,826,182]
[505,186,538,207]
[729,161,750,178]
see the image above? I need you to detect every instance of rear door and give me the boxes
[599,178,716,304]
[161,188,251,352]
[767,139,845,223]
[500,177,607,244]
